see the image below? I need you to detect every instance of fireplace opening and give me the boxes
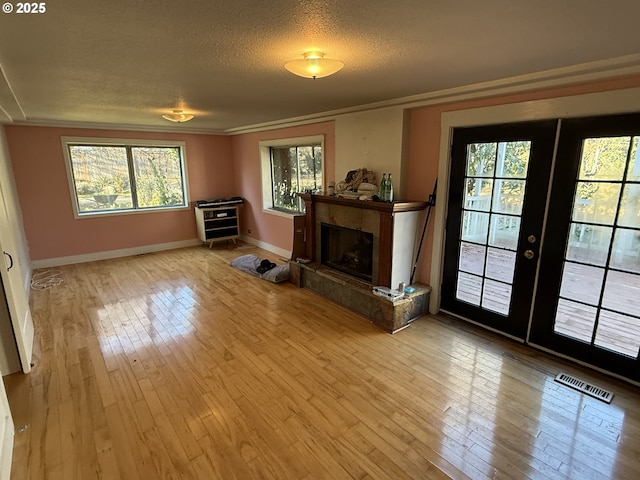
[321,223,374,282]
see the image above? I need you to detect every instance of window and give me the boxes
[260,136,324,215]
[62,138,188,216]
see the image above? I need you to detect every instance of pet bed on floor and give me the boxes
[229,254,289,283]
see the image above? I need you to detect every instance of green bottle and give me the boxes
[387,174,394,202]
[380,173,387,200]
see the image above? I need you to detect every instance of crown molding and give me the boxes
[3,54,640,136]
[225,53,640,135]
[0,60,25,122]
[3,119,226,135]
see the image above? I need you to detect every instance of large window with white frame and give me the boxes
[62,137,188,216]
[260,135,324,215]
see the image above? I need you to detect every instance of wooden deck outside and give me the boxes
[456,242,640,358]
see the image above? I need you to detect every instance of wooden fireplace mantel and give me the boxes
[298,194,428,287]
[298,194,427,214]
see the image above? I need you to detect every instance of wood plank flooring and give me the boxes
[4,243,640,479]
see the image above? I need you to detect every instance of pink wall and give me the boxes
[231,121,335,252]
[406,74,640,285]
[4,126,234,260]
[5,76,640,268]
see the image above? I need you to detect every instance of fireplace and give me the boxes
[291,194,431,332]
[321,223,374,282]
[298,194,428,288]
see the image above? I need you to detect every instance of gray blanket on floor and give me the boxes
[229,254,290,283]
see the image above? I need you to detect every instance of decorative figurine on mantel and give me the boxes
[335,168,378,200]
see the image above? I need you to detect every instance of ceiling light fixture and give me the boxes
[285,51,344,79]
[162,110,194,123]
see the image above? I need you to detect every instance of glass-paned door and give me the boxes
[531,114,640,380]
[442,121,557,338]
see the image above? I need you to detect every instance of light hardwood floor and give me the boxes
[4,243,640,479]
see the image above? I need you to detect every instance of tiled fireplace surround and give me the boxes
[290,194,431,332]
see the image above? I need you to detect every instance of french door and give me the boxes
[441,121,557,339]
[442,113,640,381]
[530,114,640,381]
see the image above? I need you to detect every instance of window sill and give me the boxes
[75,205,190,219]
[262,208,304,219]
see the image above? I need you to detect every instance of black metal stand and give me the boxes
[410,179,437,285]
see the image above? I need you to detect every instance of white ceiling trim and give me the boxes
[4,54,640,136]
[227,53,640,135]
[5,119,225,135]
[0,61,24,123]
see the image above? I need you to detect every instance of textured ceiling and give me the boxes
[1,0,639,132]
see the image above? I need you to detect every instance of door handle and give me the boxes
[3,251,13,271]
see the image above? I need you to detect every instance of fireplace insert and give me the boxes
[321,223,374,282]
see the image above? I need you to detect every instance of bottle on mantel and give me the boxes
[387,174,394,202]
[380,174,387,201]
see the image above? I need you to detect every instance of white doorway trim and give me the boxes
[430,87,640,313]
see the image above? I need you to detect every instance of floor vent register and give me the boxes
[554,372,614,404]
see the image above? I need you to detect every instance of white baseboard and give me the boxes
[31,237,291,269]
[31,239,202,269]
[238,235,291,260]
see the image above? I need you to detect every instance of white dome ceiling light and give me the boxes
[162,110,194,123]
[285,51,344,79]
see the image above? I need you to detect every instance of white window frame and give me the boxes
[259,135,324,217]
[62,136,190,218]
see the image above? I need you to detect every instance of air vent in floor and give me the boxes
[554,373,614,404]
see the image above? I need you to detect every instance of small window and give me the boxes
[63,138,188,216]
[260,136,324,215]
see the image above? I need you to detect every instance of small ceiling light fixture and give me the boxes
[162,110,194,123]
[285,51,344,79]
